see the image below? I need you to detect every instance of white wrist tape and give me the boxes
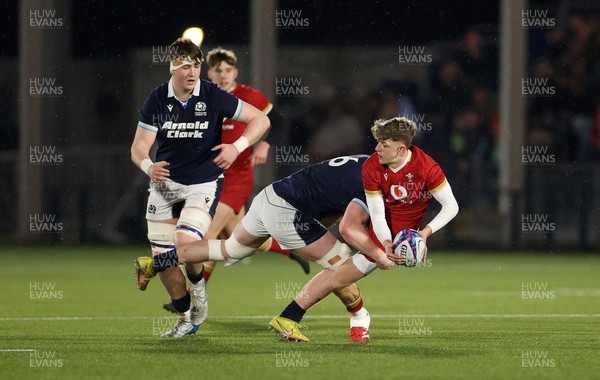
[140,159,153,176]
[232,136,250,153]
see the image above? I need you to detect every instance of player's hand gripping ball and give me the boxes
[392,229,426,267]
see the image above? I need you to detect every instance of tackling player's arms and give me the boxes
[339,200,396,270]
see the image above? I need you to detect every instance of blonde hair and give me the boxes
[206,47,238,68]
[371,117,417,147]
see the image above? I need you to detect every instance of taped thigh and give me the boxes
[315,240,351,270]
[147,221,176,253]
[206,234,256,261]
[176,207,212,241]
[351,252,378,275]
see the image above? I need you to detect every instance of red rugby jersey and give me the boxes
[222,83,272,171]
[362,146,447,247]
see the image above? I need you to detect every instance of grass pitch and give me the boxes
[0,246,598,379]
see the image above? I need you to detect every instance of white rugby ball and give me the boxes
[392,229,426,267]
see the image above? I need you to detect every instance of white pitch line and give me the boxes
[0,314,599,322]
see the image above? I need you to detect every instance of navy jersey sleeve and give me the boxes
[138,89,161,133]
[212,86,242,121]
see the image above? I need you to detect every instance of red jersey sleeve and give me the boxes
[243,87,273,114]
[362,155,383,195]
[425,160,447,193]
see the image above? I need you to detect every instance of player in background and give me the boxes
[134,155,397,342]
[161,47,309,314]
[270,116,459,342]
[203,47,310,281]
[131,38,270,338]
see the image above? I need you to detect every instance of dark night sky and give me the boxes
[2,0,505,58]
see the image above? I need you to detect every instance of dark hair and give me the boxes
[169,38,204,64]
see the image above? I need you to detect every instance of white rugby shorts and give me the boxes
[145,177,223,221]
[241,185,328,250]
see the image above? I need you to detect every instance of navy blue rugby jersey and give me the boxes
[138,78,242,185]
[272,155,368,220]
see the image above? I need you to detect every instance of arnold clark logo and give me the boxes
[521,282,556,300]
[30,350,63,368]
[30,77,64,97]
[30,282,63,300]
[30,214,63,234]
[29,9,64,29]
[276,78,309,97]
[522,9,556,29]
[521,350,556,368]
[521,214,555,233]
[521,146,555,165]
[522,77,555,97]
[276,10,309,29]
[398,46,432,65]
[275,350,309,368]
[161,121,208,138]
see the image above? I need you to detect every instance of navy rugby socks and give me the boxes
[186,266,205,284]
[280,300,306,323]
[152,249,179,273]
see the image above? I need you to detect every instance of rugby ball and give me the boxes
[392,229,426,267]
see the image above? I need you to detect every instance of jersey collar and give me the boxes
[389,149,412,173]
[226,82,239,93]
[167,78,201,99]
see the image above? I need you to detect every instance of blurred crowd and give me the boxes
[280,12,600,215]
